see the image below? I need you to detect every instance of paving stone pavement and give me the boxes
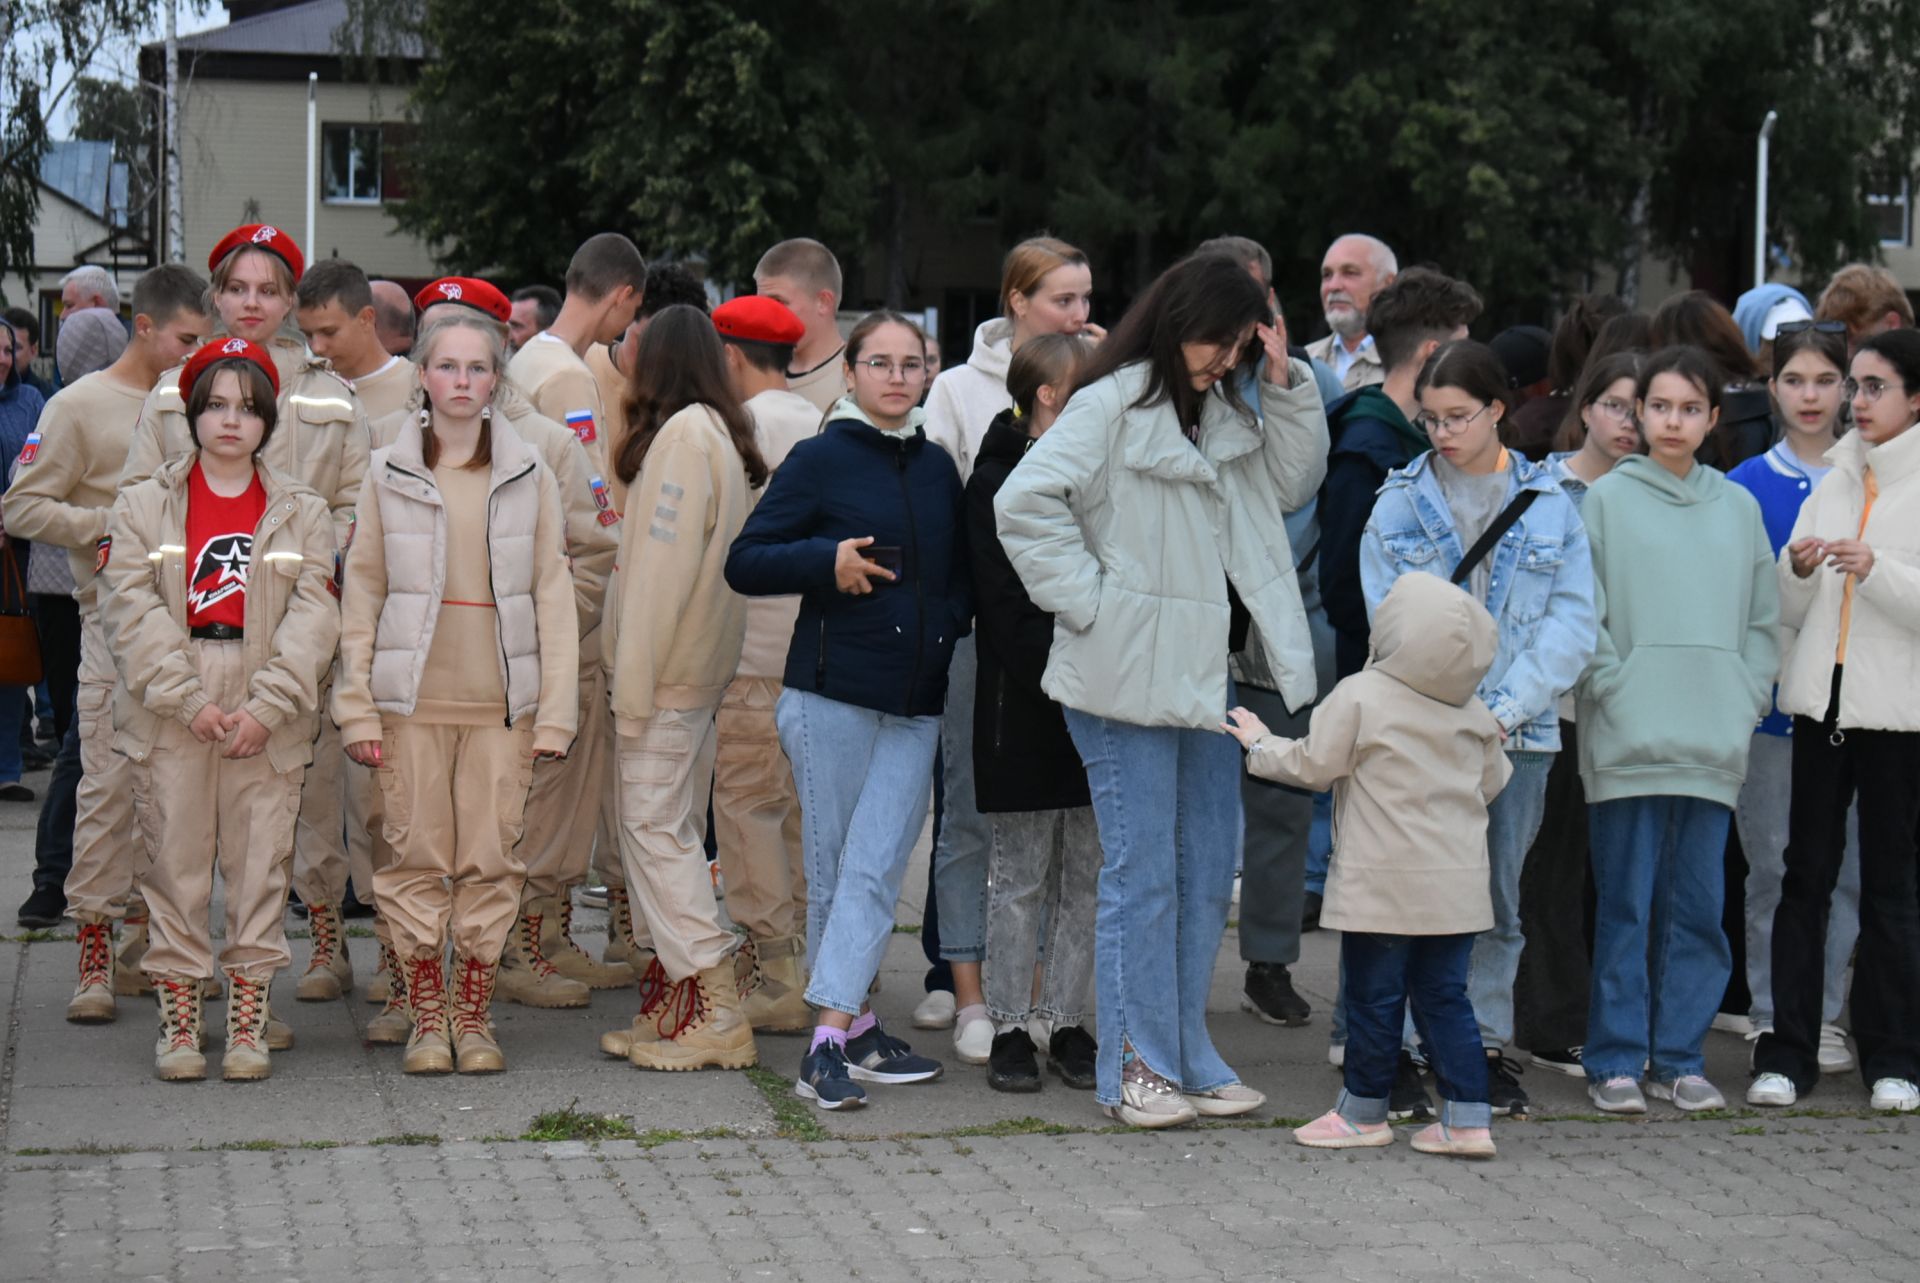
[2,763,1916,1280]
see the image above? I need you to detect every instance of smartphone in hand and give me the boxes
[863,545,903,576]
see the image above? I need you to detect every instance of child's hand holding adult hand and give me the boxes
[1220,705,1269,748]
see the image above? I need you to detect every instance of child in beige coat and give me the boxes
[1224,571,1510,1158]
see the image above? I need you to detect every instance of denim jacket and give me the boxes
[1359,450,1597,751]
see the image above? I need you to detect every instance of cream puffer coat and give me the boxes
[1245,572,1511,935]
[1775,424,1920,730]
[99,455,340,774]
[332,413,579,754]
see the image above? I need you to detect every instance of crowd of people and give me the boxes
[3,220,1916,1163]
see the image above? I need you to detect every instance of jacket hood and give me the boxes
[1330,384,1427,457]
[1829,420,1920,487]
[1368,572,1499,707]
[1608,453,1727,506]
[977,407,1033,467]
[826,396,927,440]
[965,318,1014,382]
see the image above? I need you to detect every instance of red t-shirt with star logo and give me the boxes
[185,462,266,629]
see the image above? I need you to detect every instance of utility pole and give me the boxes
[165,0,184,262]
[1754,110,1778,289]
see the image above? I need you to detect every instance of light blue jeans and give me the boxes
[1064,706,1243,1108]
[1737,731,1860,1026]
[1467,752,1554,1048]
[932,636,990,962]
[775,688,940,1016]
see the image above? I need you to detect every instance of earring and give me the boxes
[481,404,493,423]
[417,406,430,427]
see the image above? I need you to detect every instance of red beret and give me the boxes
[415,277,511,324]
[209,224,304,285]
[179,337,281,405]
[713,295,805,347]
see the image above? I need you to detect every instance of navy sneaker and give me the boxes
[845,1023,944,1084]
[796,1040,867,1111]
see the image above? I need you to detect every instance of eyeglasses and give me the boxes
[1414,404,1492,436]
[855,357,927,380]
[1587,397,1635,425]
[1774,319,1848,339]
[1844,376,1906,403]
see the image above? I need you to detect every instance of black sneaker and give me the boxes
[845,1023,943,1084]
[1529,1046,1583,1077]
[796,1040,868,1111]
[1301,891,1322,933]
[1241,962,1311,1027]
[987,1029,1041,1093]
[340,885,376,920]
[1388,1050,1434,1121]
[0,782,34,803]
[16,885,65,929]
[1048,1025,1098,1090]
[1487,1050,1530,1117]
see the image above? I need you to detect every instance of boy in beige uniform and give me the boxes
[503,233,647,996]
[2,265,211,1021]
[121,226,372,1008]
[753,239,846,416]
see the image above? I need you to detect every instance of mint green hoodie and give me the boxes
[1575,456,1780,806]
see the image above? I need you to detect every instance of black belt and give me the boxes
[190,623,244,641]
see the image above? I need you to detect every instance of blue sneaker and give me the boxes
[796,1040,867,1111]
[845,1023,943,1084]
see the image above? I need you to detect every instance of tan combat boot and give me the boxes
[222,972,273,1081]
[450,953,504,1074]
[496,907,589,1008]
[627,959,759,1072]
[113,907,155,996]
[365,937,397,1006]
[366,941,410,1044]
[151,976,206,1081]
[539,893,634,989]
[598,956,672,1058]
[66,921,117,1023]
[602,885,641,966]
[740,934,811,1033]
[294,903,353,1001]
[402,954,454,1075]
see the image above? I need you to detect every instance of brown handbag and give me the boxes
[0,537,44,686]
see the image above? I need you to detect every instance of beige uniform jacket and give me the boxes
[508,333,607,474]
[98,456,340,775]
[602,404,753,726]
[121,340,372,553]
[1247,572,1511,936]
[735,388,820,679]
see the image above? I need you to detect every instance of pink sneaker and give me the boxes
[1293,1110,1393,1150]
[1410,1122,1496,1159]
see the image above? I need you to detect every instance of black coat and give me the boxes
[965,411,1090,813]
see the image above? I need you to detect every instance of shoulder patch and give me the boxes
[94,534,110,572]
[17,432,40,465]
[565,410,596,444]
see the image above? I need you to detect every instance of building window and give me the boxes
[1868,178,1911,248]
[323,124,382,204]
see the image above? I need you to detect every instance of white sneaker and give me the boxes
[953,1011,994,1065]
[1710,1012,1753,1036]
[911,989,956,1030]
[1746,1072,1796,1107]
[1327,1041,1346,1069]
[1818,1023,1855,1074]
[1869,1077,1920,1112]
[1646,1075,1726,1112]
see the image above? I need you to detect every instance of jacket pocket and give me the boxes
[1503,536,1565,623]
[1380,532,1442,573]
[1590,644,1757,779]
[616,721,694,827]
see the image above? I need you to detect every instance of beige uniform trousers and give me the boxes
[343,760,382,910]
[289,671,347,906]
[615,703,735,981]
[64,610,148,922]
[131,640,303,980]
[516,661,612,904]
[374,717,535,963]
[713,676,806,940]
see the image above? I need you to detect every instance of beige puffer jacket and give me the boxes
[1775,424,1920,730]
[332,413,579,754]
[121,337,371,552]
[98,455,340,774]
[1246,572,1511,935]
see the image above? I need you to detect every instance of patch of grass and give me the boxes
[368,1133,441,1148]
[1733,1125,1766,1136]
[11,1142,141,1157]
[522,1101,639,1143]
[744,1065,828,1142]
[344,925,377,938]
[890,923,922,935]
[1,929,70,943]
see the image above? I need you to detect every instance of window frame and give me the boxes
[321,123,384,206]
[1867,176,1912,249]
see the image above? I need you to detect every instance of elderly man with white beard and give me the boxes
[1305,234,1397,391]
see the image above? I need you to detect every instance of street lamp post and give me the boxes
[1755,109,1778,289]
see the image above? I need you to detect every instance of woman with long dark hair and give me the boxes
[996,254,1328,1126]
[601,304,768,1073]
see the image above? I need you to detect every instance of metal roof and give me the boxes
[154,0,424,60]
[40,140,114,216]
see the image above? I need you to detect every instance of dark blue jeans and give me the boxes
[29,720,80,898]
[1340,931,1490,1127]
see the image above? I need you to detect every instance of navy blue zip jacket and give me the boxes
[724,410,970,718]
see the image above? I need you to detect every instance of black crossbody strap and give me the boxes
[1450,489,1539,586]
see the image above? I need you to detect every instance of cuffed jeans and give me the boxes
[931,636,990,963]
[1585,795,1732,1084]
[1736,730,1860,1027]
[1468,752,1553,1048]
[777,687,939,1016]
[1339,931,1490,1128]
[1235,684,1310,967]
[984,806,1100,1026]
[1064,706,1241,1108]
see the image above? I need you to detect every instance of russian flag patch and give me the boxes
[17,432,40,465]
[94,535,110,573]
[589,474,621,525]
[566,410,597,444]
